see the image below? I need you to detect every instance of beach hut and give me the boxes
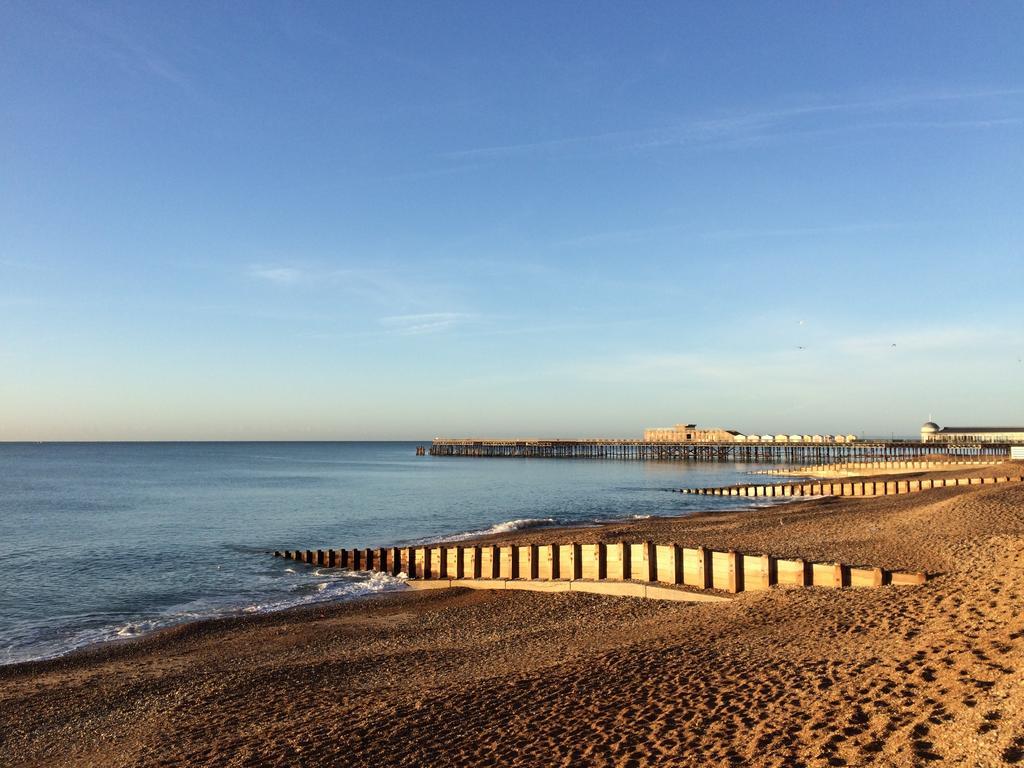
[746,434,760,442]
[845,434,857,442]
[760,434,774,442]
[812,434,824,443]
[802,434,813,443]
[774,434,789,443]
[834,435,846,443]
[789,434,803,443]
[823,434,834,443]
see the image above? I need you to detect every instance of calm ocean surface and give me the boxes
[0,442,792,664]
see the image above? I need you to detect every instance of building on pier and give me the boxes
[643,424,741,442]
[921,421,1024,443]
[646,423,857,443]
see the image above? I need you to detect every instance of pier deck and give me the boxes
[429,438,1011,462]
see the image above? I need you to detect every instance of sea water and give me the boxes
[0,441,789,664]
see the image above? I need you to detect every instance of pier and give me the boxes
[429,438,1011,462]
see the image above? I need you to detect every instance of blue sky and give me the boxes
[1,2,1022,440]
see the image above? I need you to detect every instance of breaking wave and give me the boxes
[420,517,558,544]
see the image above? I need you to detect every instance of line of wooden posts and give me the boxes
[754,459,998,476]
[274,541,926,595]
[680,474,1023,498]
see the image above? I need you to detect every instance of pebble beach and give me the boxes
[2,464,1023,766]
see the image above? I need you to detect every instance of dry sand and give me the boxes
[3,468,1024,767]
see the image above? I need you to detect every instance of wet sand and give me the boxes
[3,466,1024,766]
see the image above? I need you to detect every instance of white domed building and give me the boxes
[920,421,1024,443]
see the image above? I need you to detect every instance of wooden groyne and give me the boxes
[677,474,1024,498]
[752,459,999,476]
[429,438,1011,462]
[274,541,926,600]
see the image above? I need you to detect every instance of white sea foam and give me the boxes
[422,517,557,543]
[241,570,406,614]
[4,570,408,666]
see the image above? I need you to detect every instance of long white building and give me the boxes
[920,421,1024,443]
[643,423,857,443]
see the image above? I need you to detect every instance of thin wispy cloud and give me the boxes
[379,312,475,335]
[445,87,1024,159]
[700,222,898,241]
[248,265,306,284]
[64,7,191,90]
[551,351,806,386]
[0,258,53,272]
[837,326,1018,355]
[243,264,463,318]
[0,297,41,309]
[551,322,1023,387]
[553,220,899,249]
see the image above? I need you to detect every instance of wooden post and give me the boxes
[527,544,539,579]
[364,548,375,571]
[438,546,448,579]
[645,541,657,582]
[670,544,683,585]
[727,550,741,593]
[796,558,809,586]
[833,563,845,588]
[404,546,416,577]
[620,541,632,580]
[534,544,550,579]
[377,547,389,574]
[698,546,712,589]
[760,554,771,589]
[489,545,501,579]
[571,543,583,580]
